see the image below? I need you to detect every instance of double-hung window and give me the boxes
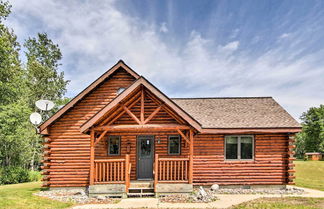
[225,135,254,160]
[108,136,121,156]
[168,135,181,155]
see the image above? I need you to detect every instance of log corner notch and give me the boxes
[287,134,296,185]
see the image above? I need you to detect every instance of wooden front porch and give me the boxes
[88,128,194,193]
[85,84,195,194]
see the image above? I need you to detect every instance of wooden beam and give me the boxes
[122,103,141,125]
[144,105,162,124]
[89,129,95,185]
[154,154,159,192]
[94,130,108,146]
[106,96,141,126]
[94,124,190,131]
[125,154,130,193]
[177,129,190,145]
[140,86,145,123]
[100,90,142,126]
[145,90,185,124]
[189,129,194,184]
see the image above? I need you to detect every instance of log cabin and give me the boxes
[39,60,301,197]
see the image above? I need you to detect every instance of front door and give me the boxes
[137,135,154,179]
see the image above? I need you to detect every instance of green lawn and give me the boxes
[0,182,73,209]
[232,197,324,209]
[295,161,324,191]
[0,161,323,209]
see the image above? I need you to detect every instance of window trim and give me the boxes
[168,135,181,155]
[224,135,254,161]
[108,135,121,156]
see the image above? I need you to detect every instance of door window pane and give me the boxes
[225,136,238,159]
[140,139,151,156]
[241,136,253,159]
[168,135,180,155]
[108,136,120,155]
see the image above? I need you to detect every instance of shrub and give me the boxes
[28,170,42,182]
[0,166,30,185]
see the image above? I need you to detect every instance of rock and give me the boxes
[96,195,105,200]
[199,186,207,197]
[75,190,86,196]
[211,184,220,191]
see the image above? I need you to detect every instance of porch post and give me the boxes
[125,154,130,192]
[189,129,194,184]
[89,128,95,185]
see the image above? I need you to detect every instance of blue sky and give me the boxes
[6,0,324,120]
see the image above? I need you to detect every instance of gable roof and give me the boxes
[80,77,202,133]
[172,97,301,129]
[39,60,140,133]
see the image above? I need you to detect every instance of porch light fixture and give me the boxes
[156,137,161,144]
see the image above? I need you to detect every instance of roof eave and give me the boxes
[38,60,140,134]
[200,127,302,134]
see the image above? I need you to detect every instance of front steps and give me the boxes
[88,181,192,198]
[127,181,155,197]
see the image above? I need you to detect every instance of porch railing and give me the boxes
[93,154,131,191]
[154,154,190,187]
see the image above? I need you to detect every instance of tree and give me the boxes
[299,105,324,154]
[24,33,69,108]
[0,1,70,173]
[0,0,23,105]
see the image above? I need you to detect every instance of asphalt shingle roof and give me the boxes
[172,97,301,129]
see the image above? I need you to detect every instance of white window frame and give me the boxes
[224,135,254,161]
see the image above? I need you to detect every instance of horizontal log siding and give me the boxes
[44,68,136,187]
[95,131,189,180]
[193,133,290,186]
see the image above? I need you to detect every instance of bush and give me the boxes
[28,170,42,182]
[0,166,30,185]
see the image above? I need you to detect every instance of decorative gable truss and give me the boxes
[80,77,202,147]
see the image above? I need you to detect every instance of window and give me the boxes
[168,135,181,155]
[117,87,126,95]
[108,136,121,155]
[225,135,253,160]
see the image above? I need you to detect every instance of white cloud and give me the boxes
[159,22,168,33]
[220,41,240,51]
[6,0,324,121]
[279,33,291,39]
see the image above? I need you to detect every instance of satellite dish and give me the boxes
[36,99,55,111]
[29,112,42,125]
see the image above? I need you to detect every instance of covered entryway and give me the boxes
[81,78,201,196]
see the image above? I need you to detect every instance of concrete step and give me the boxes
[127,193,155,197]
[129,181,154,189]
[128,188,154,193]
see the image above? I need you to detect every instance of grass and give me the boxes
[0,182,73,209]
[295,160,324,191]
[232,197,324,209]
[0,161,323,209]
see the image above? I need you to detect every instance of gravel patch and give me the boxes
[159,187,305,203]
[213,187,305,195]
[34,189,121,204]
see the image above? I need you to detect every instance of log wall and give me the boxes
[43,68,136,187]
[193,133,290,185]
